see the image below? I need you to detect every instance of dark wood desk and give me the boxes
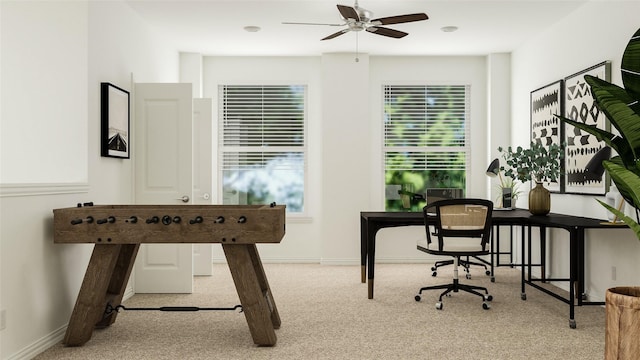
[360,209,627,328]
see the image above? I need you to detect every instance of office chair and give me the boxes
[426,189,491,280]
[415,198,494,310]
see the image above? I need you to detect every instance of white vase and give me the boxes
[604,185,625,222]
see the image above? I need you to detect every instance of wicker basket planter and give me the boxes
[605,287,640,359]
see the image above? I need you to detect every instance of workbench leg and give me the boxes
[246,244,281,329]
[96,244,139,328]
[223,244,278,346]
[63,244,124,346]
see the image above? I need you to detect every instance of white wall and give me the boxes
[202,54,490,264]
[511,1,640,299]
[0,1,179,358]
[1,2,88,184]
[203,56,324,263]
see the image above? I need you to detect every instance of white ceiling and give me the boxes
[125,0,590,57]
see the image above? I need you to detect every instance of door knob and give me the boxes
[176,195,190,203]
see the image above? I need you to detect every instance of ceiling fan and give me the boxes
[283,1,429,41]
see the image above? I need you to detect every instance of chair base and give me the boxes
[431,256,490,279]
[415,279,492,310]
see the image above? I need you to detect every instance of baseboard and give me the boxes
[212,257,320,264]
[6,325,66,360]
[6,287,134,360]
[212,257,438,265]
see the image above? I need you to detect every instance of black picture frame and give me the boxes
[101,82,130,159]
[563,61,611,195]
[530,79,564,193]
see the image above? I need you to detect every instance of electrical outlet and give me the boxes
[612,266,617,281]
[0,309,6,330]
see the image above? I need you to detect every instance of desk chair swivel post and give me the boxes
[431,255,491,280]
[415,199,494,310]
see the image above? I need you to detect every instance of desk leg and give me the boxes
[569,229,578,329]
[521,225,527,300]
[367,223,379,299]
[223,244,278,346]
[360,216,367,284]
[577,228,586,304]
[64,244,137,346]
[540,227,547,282]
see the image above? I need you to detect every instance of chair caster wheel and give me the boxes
[569,319,576,329]
[436,302,443,310]
[415,294,421,302]
[521,293,527,300]
[491,276,495,283]
[431,266,436,271]
[484,294,493,301]
[465,273,471,280]
[485,270,491,276]
[483,302,491,310]
[432,272,437,277]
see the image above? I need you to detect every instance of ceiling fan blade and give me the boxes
[337,5,360,21]
[371,13,428,26]
[366,26,408,39]
[321,29,350,41]
[282,21,344,26]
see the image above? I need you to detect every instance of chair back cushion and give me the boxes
[421,199,493,255]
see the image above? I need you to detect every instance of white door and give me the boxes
[192,98,213,276]
[134,83,193,293]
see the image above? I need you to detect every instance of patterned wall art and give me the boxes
[530,80,563,192]
[563,61,611,195]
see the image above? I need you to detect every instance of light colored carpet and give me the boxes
[35,263,605,359]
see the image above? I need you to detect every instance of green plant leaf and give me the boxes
[585,76,640,152]
[622,28,640,101]
[603,160,640,210]
[555,114,625,150]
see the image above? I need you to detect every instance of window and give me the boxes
[383,84,470,211]
[219,85,306,214]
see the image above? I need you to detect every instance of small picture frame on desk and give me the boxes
[101,82,130,159]
[502,187,512,209]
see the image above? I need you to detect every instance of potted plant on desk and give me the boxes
[556,27,640,360]
[498,141,564,215]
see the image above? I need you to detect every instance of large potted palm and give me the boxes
[556,28,640,360]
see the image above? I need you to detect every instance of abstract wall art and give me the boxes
[563,61,611,195]
[530,79,563,192]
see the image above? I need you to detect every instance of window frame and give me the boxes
[381,83,471,211]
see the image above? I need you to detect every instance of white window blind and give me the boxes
[383,85,470,172]
[219,85,307,213]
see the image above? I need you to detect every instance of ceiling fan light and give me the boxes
[441,26,458,33]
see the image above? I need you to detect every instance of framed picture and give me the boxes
[101,82,130,159]
[563,61,611,195]
[530,80,563,192]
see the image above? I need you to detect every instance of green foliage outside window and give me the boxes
[383,85,468,211]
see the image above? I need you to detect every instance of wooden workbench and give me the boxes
[53,204,285,347]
